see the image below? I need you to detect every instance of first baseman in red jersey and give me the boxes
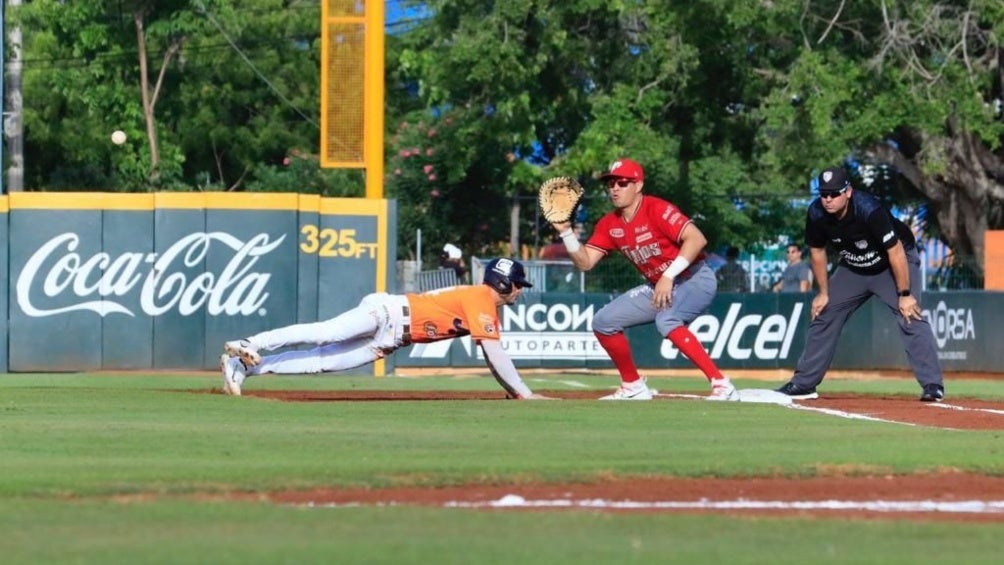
[550,158,738,401]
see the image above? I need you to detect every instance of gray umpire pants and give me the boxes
[790,248,943,389]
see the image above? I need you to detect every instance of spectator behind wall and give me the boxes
[440,243,468,282]
[716,246,748,293]
[773,244,812,292]
[932,250,979,290]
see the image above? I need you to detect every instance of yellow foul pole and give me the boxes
[364,1,385,199]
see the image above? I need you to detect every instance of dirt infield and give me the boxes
[261,473,1004,522]
[244,389,1004,430]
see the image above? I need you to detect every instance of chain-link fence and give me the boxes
[398,254,986,294]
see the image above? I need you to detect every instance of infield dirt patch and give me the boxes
[259,473,1004,522]
[244,389,1004,430]
[217,389,1004,522]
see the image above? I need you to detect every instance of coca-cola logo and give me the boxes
[16,231,285,317]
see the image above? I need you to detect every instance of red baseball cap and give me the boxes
[598,158,644,181]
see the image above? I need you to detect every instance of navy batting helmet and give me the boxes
[482,258,533,294]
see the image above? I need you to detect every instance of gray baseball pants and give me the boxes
[790,248,943,389]
[592,263,717,336]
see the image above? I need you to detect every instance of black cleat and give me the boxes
[920,384,945,402]
[775,381,819,400]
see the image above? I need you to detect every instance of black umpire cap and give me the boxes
[817,167,851,192]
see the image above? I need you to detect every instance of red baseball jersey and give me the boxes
[405,285,501,343]
[587,195,706,284]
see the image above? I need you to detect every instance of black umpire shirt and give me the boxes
[805,189,916,276]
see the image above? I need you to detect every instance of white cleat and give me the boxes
[599,378,653,400]
[224,339,261,368]
[220,353,246,396]
[707,377,739,401]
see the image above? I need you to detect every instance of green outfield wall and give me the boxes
[0,193,396,374]
[0,193,998,375]
[393,291,1003,373]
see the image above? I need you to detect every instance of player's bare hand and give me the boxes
[898,294,923,324]
[550,220,572,233]
[810,293,829,321]
[652,277,674,309]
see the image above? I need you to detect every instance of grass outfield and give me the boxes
[1,372,1002,564]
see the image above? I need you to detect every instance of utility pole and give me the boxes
[4,0,23,193]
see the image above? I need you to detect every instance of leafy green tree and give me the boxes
[386,107,519,261]
[17,0,194,188]
[748,0,1004,272]
[387,0,802,259]
[15,0,1003,274]
[16,0,332,192]
[389,0,1003,271]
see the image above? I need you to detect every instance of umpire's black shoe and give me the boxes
[775,381,819,400]
[920,384,945,402]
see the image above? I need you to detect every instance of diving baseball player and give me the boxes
[775,166,945,401]
[220,258,552,400]
[549,158,738,401]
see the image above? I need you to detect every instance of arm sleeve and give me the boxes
[479,339,533,399]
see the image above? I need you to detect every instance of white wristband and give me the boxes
[661,256,691,280]
[560,229,581,253]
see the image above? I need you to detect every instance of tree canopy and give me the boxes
[11,0,1004,270]
[385,0,1003,270]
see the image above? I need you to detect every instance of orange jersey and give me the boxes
[405,285,501,343]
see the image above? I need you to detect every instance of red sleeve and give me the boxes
[585,214,615,253]
[653,199,690,243]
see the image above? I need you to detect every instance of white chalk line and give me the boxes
[610,389,996,431]
[295,495,1004,515]
[660,390,975,430]
[929,403,1004,416]
[663,394,925,427]
[655,392,704,400]
[459,495,1004,514]
[526,379,592,389]
[784,403,921,427]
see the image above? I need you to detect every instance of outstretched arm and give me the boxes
[479,340,553,400]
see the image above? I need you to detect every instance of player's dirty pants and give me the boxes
[789,249,942,389]
[246,293,412,375]
[592,263,717,337]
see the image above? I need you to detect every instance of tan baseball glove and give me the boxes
[538,176,583,224]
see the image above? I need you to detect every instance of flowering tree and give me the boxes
[386,108,519,261]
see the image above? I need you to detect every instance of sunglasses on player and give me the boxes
[819,186,848,199]
[606,179,633,188]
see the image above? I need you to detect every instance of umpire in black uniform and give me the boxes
[776,166,945,402]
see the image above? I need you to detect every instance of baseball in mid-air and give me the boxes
[111,130,127,145]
